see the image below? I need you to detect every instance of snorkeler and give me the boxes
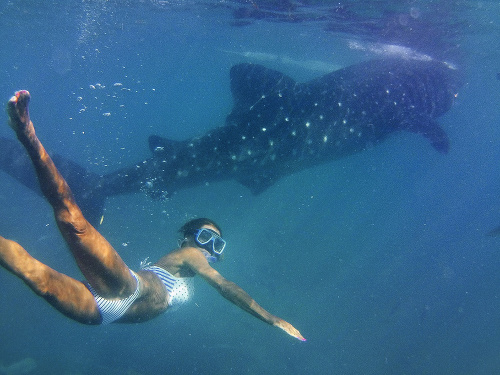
[0,90,305,341]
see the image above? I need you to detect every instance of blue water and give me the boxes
[1,1,500,374]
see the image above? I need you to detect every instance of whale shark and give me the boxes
[1,58,462,224]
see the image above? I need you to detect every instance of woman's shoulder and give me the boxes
[155,247,204,275]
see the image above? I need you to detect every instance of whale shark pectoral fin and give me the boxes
[404,117,450,154]
[236,172,282,195]
[424,125,450,154]
[487,225,500,237]
[148,135,182,157]
[419,120,450,154]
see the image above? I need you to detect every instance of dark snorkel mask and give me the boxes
[194,228,226,263]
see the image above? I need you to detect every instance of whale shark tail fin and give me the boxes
[0,136,106,226]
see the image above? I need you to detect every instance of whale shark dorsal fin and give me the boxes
[148,135,182,156]
[229,63,296,107]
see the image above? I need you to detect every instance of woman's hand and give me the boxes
[274,319,306,341]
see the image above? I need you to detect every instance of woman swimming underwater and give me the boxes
[0,90,305,341]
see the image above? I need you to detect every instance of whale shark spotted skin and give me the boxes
[1,58,461,223]
[99,58,461,199]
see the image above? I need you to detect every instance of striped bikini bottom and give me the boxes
[85,271,141,325]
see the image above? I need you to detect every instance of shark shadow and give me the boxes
[0,58,462,225]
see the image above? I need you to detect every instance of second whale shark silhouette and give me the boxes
[1,58,462,224]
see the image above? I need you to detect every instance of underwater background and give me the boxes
[0,1,499,374]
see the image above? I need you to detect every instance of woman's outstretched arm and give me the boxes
[182,247,306,341]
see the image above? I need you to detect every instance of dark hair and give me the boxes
[178,218,222,239]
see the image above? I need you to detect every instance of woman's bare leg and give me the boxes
[6,90,136,298]
[0,236,100,324]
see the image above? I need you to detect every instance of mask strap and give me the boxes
[178,238,188,248]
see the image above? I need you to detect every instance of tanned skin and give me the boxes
[0,90,305,341]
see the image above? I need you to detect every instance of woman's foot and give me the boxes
[6,90,35,136]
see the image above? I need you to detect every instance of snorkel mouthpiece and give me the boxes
[194,228,226,262]
[203,252,219,263]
